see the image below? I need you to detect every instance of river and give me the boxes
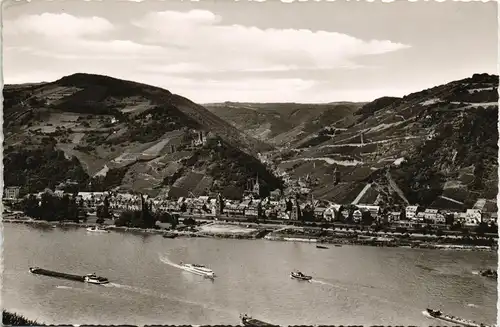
[2,223,497,326]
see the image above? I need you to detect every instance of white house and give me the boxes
[389,212,401,222]
[423,209,439,219]
[323,204,341,221]
[353,209,363,223]
[405,205,420,220]
[466,209,482,222]
[4,186,21,200]
[422,209,445,224]
[357,204,380,218]
[412,212,426,223]
[323,207,336,221]
[314,207,327,220]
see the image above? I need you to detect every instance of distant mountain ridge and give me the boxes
[3,73,281,199]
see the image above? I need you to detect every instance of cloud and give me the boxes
[132,9,410,73]
[7,40,165,60]
[133,73,318,103]
[3,10,412,103]
[4,13,114,38]
[4,13,164,60]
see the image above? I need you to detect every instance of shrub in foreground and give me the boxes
[3,310,44,326]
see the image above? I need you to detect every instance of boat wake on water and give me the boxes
[54,285,95,294]
[107,282,231,314]
[159,255,183,270]
[310,279,348,290]
[310,279,411,310]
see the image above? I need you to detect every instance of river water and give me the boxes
[2,224,497,326]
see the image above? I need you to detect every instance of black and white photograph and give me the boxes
[1,0,498,326]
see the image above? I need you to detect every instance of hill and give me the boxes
[204,102,362,147]
[3,73,282,199]
[271,73,498,210]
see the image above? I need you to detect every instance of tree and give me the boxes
[171,214,179,229]
[115,211,133,227]
[39,191,57,221]
[68,196,79,223]
[157,211,173,223]
[183,217,196,226]
[140,197,155,229]
[361,211,374,226]
[334,208,343,222]
[20,195,40,219]
[474,222,489,236]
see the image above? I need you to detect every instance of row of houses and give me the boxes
[403,205,496,227]
[6,185,497,227]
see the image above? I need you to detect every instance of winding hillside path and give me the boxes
[352,184,372,205]
[439,195,464,205]
[385,171,410,205]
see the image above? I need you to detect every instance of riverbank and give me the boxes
[2,218,497,251]
[1,218,263,239]
[265,228,497,251]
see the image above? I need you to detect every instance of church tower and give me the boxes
[252,174,261,198]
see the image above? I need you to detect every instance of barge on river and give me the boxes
[479,269,497,279]
[290,270,312,281]
[240,314,277,326]
[423,308,491,327]
[29,267,109,285]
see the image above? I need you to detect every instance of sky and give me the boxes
[2,0,498,103]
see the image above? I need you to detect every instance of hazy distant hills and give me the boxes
[266,73,498,209]
[3,73,281,199]
[204,102,362,147]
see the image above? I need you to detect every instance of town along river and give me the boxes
[3,223,497,326]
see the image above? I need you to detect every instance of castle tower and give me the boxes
[332,165,341,185]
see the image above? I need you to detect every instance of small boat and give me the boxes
[84,273,110,285]
[423,308,491,327]
[163,232,177,239]
[179,262,215,279]
[334,244,342,247]
[479,269,497,279]
[86,226,109,233]
[290,270,312,281]
[240,314,276,326]
[316,245,329,249]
